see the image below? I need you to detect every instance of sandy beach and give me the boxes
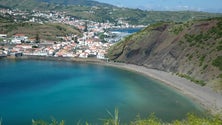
[102,62,222,114]
[3,56,222,114]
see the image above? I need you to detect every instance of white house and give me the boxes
[0,34,7,38]
[11,34,28,44]
[79,52,88,58]
[97,52,106,59]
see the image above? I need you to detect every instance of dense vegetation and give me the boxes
[0,21,81,41]
[212,56,222,71]
[0,15,13,23]
[0,0,222,25]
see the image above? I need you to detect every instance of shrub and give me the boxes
[103,108,120,125]
[188,54,193,61]
[212,56,222,71]
[199,55,206,66]
[30,113,222,125]
[177,73,206,86]
[171,25,184,35]
[131,113,162,125]
[32,119,65,125]
[216,45,222,51]
[203,65,208,70]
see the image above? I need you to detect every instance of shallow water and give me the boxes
[0,59,203,124]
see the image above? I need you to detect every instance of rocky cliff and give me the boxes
[108,18,222,90]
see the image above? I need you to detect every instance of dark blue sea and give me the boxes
[110,28,142,34]
[0,59,203,124]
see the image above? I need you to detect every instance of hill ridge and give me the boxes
[0,0,222,25]
[108,18,222,90]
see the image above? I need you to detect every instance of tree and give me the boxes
[83,22,88,32]
[72,36,78,44]
[35,33,40,43]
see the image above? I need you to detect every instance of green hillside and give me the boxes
[0,0,53,10]
[108,17,222,90]
[0,15,13,23]
[37,0,113,7]
[0,0,222,25]
[0,21,81,41]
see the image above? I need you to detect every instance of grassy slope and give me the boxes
[0,21,81,41]
[0,0,222,25]
[108,18,222,90]
[0,15,13,23]
[0,0,52,10]
[37,0,113,7]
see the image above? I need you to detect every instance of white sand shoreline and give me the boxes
[102,62,222,114]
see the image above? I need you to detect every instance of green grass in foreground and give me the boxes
[31,114,222,125]
[30,109,222,125]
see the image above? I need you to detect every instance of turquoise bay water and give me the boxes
[0,60,203,124]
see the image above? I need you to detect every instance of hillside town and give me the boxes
[0,8,144,59]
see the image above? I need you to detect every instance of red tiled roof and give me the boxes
[14,34,26,37]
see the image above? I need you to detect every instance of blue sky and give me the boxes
[95,0,222,13]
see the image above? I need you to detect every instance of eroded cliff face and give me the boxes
[108,18,222,90]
